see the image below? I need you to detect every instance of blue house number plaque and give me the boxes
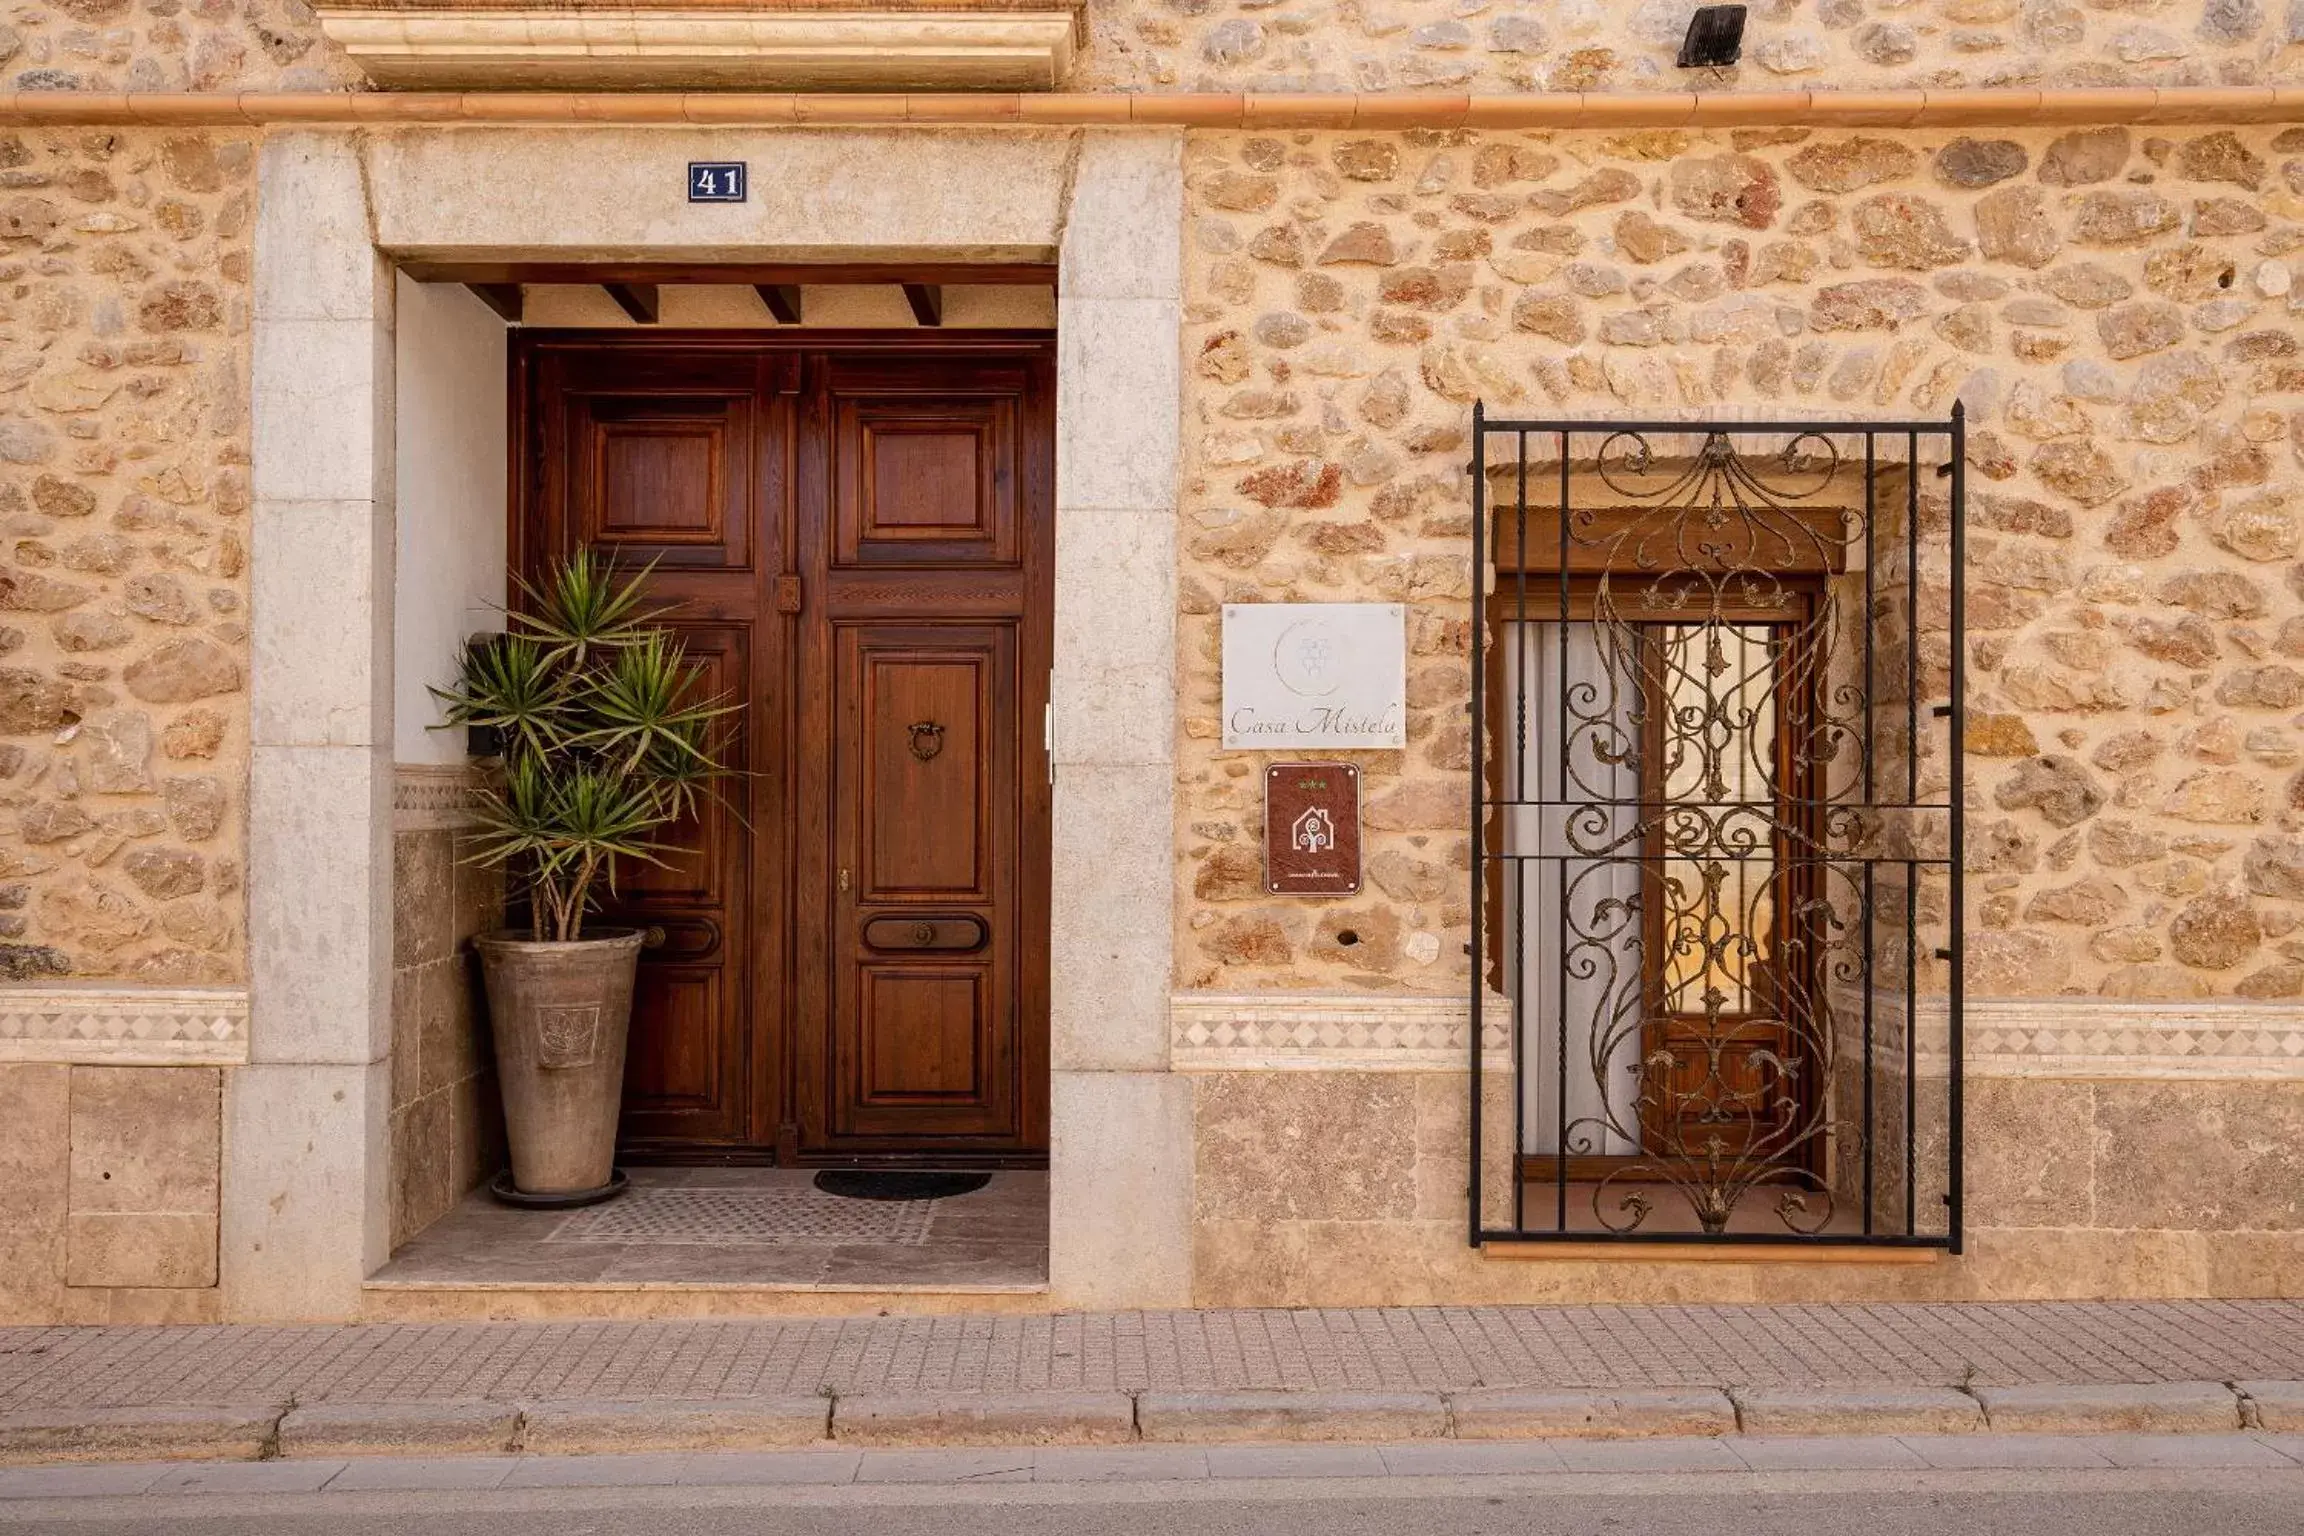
[688,162,746,203]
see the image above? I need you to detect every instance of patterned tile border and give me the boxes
[1924,998,2304,1082]
[1172,992,1511,1073]
[0,985,250,1065]
[1172,993,2304,1081]
[393,762,487,829]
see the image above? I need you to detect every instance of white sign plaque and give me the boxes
[1222,602,1406,750]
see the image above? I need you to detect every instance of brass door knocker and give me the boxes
[907,720,945,762]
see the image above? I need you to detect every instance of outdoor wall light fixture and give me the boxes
[1677,4,1747,67]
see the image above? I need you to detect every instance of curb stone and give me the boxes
[1449,1388,1736,1440]
[1729,1386,1984,1436]
[518,1396,830,1454]
[0,1403,286,1464]
[1137,1390,1449,1443]
[2235,1381,2304,1431]
[276,1400,522,1457]
[1972,1382,2244,1434]
[3,1379,2299,1462]
[834,1392,1135,1447]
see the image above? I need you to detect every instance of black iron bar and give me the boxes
[1476,1229,1951,1248]
[1906,431,1921,810]
[1468,401,1488,1249]
[1479,415,1955,434]
[1862,859,1876,1236]
[1863,433,1877,806]
[1946,402,1967,1252]
[1554,430,1571,1237]
[1513,429,1530,1238]
[1904,429,1922,1239]
[1904,860,1919,1237]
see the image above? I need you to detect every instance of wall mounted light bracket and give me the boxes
[1677,4,1747,67]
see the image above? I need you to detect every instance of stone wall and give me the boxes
[388,782,502,1248]
[0,0,356,92]
[0,1061,222,1321]
[4,0,2295,96]
[1188,1067,2304,1304]
[1177,123,2304,1003]
[0,127,251,987]
[1093,0,2304,95]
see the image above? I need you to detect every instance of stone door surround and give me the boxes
[243,125,1184,1320]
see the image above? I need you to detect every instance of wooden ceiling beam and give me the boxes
[604,282,660,324]
[466,283,523,323]
[400,260,1057,288]
[755,284,802,324]
[902,282,943,327]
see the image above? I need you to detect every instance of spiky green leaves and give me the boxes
[584,630,738,799]
[515,547,664,668]
[431,633,568,765]
[430,553,739,942]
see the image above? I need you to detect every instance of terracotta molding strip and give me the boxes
[6,86,2304,128]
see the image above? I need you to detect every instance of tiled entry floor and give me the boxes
[371,1168,1047,1291]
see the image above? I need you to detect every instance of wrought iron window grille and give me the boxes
[1468,408,1965,1251]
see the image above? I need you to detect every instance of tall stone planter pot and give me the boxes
[474,928,645,1205]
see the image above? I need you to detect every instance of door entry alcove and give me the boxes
[514,333,1054,1164]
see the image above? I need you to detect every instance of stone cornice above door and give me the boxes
[312,0,1084,91]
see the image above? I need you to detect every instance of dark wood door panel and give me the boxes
[828,623,1018,1142]
[521,343,781,1153]
[519,332,1050,1163]
[846,630,1002,901]
[833,396,1018,569]
[574,394,750,567]
[550,345,779,574]
[847,965,1007,1137]
[797,343,1052,1160]
[623,965,725,1112]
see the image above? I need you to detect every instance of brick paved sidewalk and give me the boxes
[3,1301,2303,1411]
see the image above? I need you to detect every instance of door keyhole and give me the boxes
[838,868,851,893]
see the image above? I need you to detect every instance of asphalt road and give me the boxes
[9,1466,2304,1536]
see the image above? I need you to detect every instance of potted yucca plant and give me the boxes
[434,552,735,1207]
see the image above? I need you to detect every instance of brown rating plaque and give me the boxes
[1264,761,1362,896]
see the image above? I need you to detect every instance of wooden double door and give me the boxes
[514,333,1053,1163]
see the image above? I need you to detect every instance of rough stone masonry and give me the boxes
[0,128,252,987]
[1176,124,2304,1006]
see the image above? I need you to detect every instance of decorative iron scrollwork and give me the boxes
[1470,409,1965,1253]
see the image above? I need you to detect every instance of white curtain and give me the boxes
[1503,621,1644,1157]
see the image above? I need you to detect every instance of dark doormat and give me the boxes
[813,1170,992,1202]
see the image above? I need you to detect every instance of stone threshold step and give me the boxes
[1,1381,2296,1465]
[357,1280,1053,1322]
